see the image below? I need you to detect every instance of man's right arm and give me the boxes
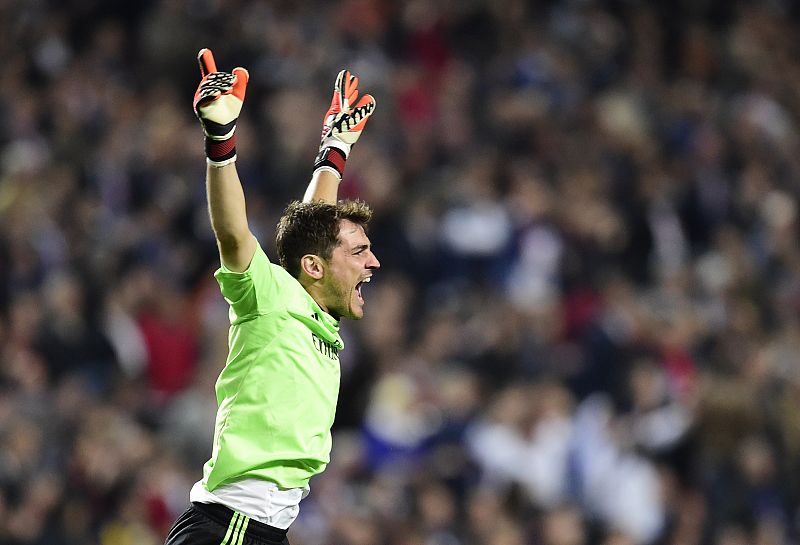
[206,163,256,272]
[194,48,256,272]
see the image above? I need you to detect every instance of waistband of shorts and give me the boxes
[191,501,288,542]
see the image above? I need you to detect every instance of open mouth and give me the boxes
[355,276,371,304]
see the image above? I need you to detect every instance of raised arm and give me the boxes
[304,70,376,204]
[193,48,256,272]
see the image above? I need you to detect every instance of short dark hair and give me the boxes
[276,199,373,278]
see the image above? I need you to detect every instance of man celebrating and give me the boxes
[164,49,379,545]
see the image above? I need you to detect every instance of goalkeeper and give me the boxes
[164,49,379,545]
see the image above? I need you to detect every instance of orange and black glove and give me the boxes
[313,70,376,179]
[193,48,249,166]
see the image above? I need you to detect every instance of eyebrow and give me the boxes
[351,244,370,253]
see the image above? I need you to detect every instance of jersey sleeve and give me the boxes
[214,242,282,323]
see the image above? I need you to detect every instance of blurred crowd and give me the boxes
[2,0,800,544]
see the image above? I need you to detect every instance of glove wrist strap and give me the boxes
[202,118,237,141]
[205,135,237,166]
[313,146,347,179]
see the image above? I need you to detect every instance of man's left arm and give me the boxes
[304,70,376,204]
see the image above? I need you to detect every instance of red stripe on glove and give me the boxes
[206,135,237,162]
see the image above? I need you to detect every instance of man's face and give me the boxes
[321,219,380,320]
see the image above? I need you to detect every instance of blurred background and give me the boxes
[2,0,800,544]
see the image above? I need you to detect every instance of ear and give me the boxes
[300,254,325,280]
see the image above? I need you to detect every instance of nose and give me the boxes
[367,251,380,270]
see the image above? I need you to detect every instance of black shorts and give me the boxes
[164,502,290,545]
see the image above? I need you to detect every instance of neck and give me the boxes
[300,277,335,317]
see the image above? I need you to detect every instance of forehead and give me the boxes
[336,219,368,247]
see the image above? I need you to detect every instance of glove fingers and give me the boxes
[329,70,362,115]
[232,67,249,101]
[349,94,376,131]
[345,89,358,112]
[352,94,376,113]
[332,70,347,111]
[334,70,346,92]
[198,48,217,78]
[344,73,359,111]
[345,73,358,94]
[320,69,374,147]
[329,89,341,116]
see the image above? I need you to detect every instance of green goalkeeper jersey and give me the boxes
[201,242,344,491]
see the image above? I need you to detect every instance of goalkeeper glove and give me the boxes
[313,70,376,180]
[193,48,249,166]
